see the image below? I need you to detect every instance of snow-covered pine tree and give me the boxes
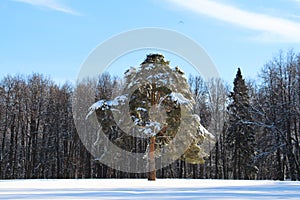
[226,68,258,179]
[86,54,214,181]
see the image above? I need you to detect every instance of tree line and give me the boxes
[0,50,299,180]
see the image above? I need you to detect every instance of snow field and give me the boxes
[0,179,300,199]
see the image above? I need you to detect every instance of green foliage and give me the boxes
[226,68,258,179]
[92,54,212,164]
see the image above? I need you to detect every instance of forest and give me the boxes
[0,50,300,180]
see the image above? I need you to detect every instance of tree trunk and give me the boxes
[148,136,156,181]
[148,83,157,181]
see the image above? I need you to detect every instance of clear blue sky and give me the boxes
[1,0,300,84]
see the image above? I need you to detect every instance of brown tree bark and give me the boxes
[148,136,156,181]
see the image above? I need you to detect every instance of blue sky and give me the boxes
[1,0,300,84]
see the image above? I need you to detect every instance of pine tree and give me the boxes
[86,54,213,181]
[226,68,257,179]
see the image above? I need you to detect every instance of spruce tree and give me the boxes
[226,68,257,179]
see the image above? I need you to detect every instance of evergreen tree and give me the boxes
[86,54,213,181]
[226,68,257,179]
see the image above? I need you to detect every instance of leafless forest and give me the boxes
[1,51,300,180]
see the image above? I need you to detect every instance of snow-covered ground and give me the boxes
[0,179,300,199]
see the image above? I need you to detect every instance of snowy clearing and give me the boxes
[0,179,300,199]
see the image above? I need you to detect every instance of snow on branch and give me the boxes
[169,92,190,105]
[86,94,128,119]
[199,123,215,140]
